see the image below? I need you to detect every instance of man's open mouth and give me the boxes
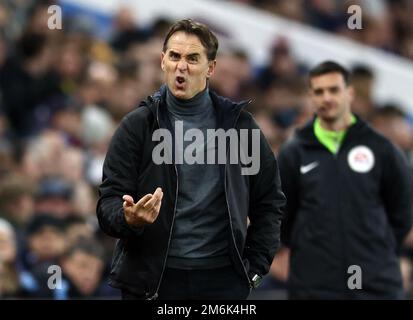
[176,76,186,85]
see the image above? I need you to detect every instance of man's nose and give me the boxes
[322,92,333,103]
[177,59,188,72]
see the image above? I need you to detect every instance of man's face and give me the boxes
[62,251,104,296]
[35,197,72,218]
[0,231,16,264]
[309,72,354,123]
[161,31,216,100]
[28,227,66,261]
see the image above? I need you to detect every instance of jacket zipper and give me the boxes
[147,101,179,300]
[336,144,350,295]
[224,102,253,288]
[224,165,252,287]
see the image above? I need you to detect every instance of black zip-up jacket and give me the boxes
[278,117,412,299]
[96,86,286,299]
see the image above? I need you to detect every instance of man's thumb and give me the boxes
[122,195,135,205]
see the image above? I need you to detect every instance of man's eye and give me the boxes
[170,53,180,60]
[188,56,198,63]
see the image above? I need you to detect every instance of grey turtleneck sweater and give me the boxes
[165,87,231,269]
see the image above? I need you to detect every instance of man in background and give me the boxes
[278,61,412,299]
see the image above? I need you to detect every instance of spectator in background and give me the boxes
[255,38,306,91]
[24,214,66,271]
[53,35,88,97]
[110,7,150,52]
[35,177,73,219]
[351,64,376,121]
[278,61,412,299]
[370,104,413,159]
[0,174,35,229]
[0,35,7,68]
[209,48,253,101]
[305,0,346,32]
[0,218,21,298]
[370,104,413,297]
[64,215,95,248]
[59,239,115,299]
[0,31,60,139]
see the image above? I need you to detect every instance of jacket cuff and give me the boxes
[120,208,145,236]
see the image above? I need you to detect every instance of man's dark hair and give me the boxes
[162,19,219,61]
[309,61,351,86]
[373,103,406,119]
[63,215,87,230]
[63,238,106,261]
[26,214,64,236]
[17,32,47,60]
[352,64,374,79]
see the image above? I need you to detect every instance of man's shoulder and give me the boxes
[278,135,303,158]
[355,121,397,152]
[122,102,155,125]
[238,109,255,126]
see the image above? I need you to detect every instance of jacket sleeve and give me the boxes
[244,118,286,277]
[277,141,301,247]
[380,142,413,253]
[96,114,145,239]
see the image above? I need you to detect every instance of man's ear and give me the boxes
[161,52,165,71]
[347,85,355,102]
[308,87,314,99]
[206,60,216,78]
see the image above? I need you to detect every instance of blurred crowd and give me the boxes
[0,0,412,299]
[232,0,413,61]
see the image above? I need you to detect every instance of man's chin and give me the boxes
[317,111,337,122]
[171,88,190,100]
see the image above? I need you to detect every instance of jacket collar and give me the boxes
[295,114,369,147]
[144,85,251,130]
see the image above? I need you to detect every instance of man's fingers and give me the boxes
[137,194,153,207]
[150,193,164,214]
[144,189,163,209]
[154,197,163,213]
[123,195,135,205]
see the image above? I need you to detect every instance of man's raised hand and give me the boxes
[123,187,163,227]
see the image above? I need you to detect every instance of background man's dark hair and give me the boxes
[162,19,219,61]
[17,32,47,61]
[63,238,106,261]
[309,61,351,86]
[352,64,374,79]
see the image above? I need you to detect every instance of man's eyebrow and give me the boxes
[187,53,201,57]
[169,50,180,55]
[328,85,340,90]
[313,85,340,91]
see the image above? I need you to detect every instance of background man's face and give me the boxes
[310,72,354,123]
[161,31,215,99]
[0,231,16,264]
[62,251,104,296]
[28,227,66,261]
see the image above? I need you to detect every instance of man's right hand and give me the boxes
[122,187,163,227]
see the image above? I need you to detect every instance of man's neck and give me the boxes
[166,86,211,116]
[319,112,353,132]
